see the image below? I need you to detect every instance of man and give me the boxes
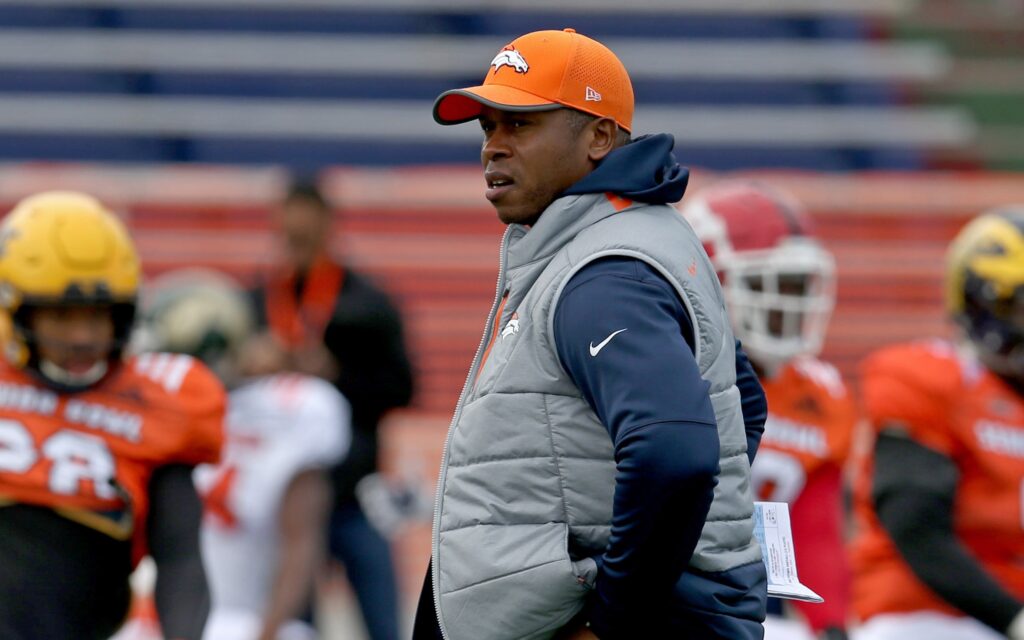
[0,191,224,639]
[139,269,351,640]
[248,179,413,640]
[682,181,856,640]
[850,206,1024,640]
[416,29,768,640]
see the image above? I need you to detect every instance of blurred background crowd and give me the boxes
[1,0,1023,638]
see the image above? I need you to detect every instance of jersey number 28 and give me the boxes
[0,419,117,499]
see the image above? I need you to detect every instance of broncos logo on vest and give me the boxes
[491,47,529,73]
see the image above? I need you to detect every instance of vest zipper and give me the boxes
[431,225,512,640]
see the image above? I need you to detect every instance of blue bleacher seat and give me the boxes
[0,7,102,28]
[104,8,862,40]
[0,70,132,94]
[0,134,167,162]
[144,73,473,102]
[678,147,857,172]
[846,148,927,171]
[112,7,430,34]
[634,80,896,107]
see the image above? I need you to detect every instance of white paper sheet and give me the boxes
[753,501,825,603]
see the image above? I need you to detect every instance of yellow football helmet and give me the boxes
[946,205,1024,376]
[0,191,140,378]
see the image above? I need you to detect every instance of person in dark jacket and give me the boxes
[247,179,414,640]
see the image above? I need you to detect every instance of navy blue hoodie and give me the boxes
[554,134,768,638]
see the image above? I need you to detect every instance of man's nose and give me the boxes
[481,129,511,164]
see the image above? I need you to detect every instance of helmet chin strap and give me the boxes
[38,358,109,388]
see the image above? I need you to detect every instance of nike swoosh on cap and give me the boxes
[589,328,628,357]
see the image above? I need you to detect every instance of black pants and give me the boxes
[412,562,445,640]
[0,504,132,640]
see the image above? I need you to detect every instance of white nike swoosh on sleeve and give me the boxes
[589,328,628,357]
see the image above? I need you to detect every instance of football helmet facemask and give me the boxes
[680,180,836,372]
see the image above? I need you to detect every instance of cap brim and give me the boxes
[433,85,561,126]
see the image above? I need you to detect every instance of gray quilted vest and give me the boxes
[430,192,761,640]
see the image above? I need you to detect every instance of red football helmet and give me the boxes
[679,180,836,371]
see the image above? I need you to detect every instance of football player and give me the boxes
[682,180,856,640]
[850,207,1024,640]
[0,192,225,639]
[139,269,350,640]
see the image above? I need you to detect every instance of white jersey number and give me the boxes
[0,419,116,499]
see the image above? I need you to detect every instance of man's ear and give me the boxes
[588,117,618,163]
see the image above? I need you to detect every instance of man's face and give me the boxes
[275,198,331,272]
[479,107,596,226]
[31,305,115,375]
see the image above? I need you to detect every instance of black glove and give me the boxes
[819,626,848,640]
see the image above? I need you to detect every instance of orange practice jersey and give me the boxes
[752,357,857,631]
[851,340,1024,622]
[754,357,856,504]
[0,353,224,563]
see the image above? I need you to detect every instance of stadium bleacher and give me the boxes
[0,0,975,170]
[0,0,1017,415]
[890,0,1024,170]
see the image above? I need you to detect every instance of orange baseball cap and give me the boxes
[433,28,634,133]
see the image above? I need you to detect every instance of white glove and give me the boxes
[1007,608,1024,640]
[355,471,434,538]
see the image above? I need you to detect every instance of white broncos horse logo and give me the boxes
[491,48,529,73]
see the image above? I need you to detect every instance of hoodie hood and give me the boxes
[562,133,689,205]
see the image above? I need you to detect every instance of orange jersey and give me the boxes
[753,357,857,503]
[851,340,1024,622]
[0,353,224,563]
[752,357,857,631]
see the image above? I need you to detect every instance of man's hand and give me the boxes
[237,332,289,377]
[288,341,340,380]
